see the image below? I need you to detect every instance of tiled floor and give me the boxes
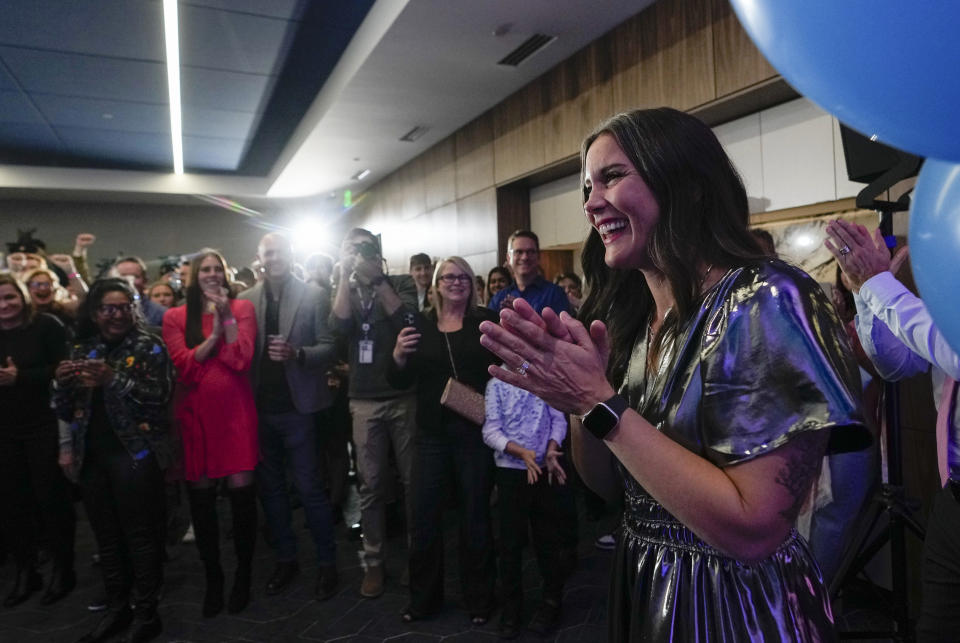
[0,482,613,643]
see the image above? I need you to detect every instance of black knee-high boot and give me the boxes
[227,485,257,614]
[187,487,223,617]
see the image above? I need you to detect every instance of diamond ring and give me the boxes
[517,360,531,376]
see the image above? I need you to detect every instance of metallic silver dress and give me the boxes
[609,260,870,642]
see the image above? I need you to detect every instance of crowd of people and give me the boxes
[0,106,957,643]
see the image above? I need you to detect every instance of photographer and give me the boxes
[330,228,418,598]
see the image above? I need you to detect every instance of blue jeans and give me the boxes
[256,411,335,565]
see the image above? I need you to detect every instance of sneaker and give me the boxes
[360,565,384,598]
[181,524,195,544]
[594,533,616,550]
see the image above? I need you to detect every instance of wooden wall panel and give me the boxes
[638,0,716,111]
[610,12,647,113]
[456,188,498,257]
[493,81,548,184]
[539,249,574,283]
[455,112,495,199]
[495,183,531,266]
[379,172,403,223]
[423,135,456,211]
[399,156,426,220]
[711,0,777,96]
[544,40,614,166]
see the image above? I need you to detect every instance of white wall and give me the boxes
[714,98,862,211]
[529,98,866,254]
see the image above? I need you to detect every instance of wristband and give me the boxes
[222,317,237,326]
[67,272,80,279]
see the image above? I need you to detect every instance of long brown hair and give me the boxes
[577,108,766,384]
[185,249,234,348]
[0,273,34,327]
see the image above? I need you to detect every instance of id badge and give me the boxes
[358,339,374,364]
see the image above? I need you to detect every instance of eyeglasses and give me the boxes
[509,248,538,257]
[27,281,52,289]
[97,303,134,316]
[437,273,472,284]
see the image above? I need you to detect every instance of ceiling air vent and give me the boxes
[497,34,556,67]
[399,126,429,142]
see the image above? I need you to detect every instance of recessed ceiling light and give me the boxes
[163,0,184,175]
[102,113,114,120]
[352,169,371,181]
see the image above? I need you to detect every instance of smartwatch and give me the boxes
[581,394,629,440]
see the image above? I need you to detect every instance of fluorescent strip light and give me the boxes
[163,0,184,175]
[352,168,371,181]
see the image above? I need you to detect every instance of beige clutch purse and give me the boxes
[440,377,486,426]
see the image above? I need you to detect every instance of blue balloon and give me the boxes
[909,159,960,356]
[730,1,960,162]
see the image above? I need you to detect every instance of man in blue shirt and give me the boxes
[488,230,570,315]
[112,256,166,327]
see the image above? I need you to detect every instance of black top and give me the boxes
[330,274,419,399]
[257,279,295,413]
[0,313,67,435]
[386,307,498,440]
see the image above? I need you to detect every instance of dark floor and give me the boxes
[0,478,613,643]
[0,481,902,643]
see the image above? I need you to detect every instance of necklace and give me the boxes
[646,263,714,360]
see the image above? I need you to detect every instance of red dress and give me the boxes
[162,299,259,480]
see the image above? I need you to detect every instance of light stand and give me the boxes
[833,160,926,641]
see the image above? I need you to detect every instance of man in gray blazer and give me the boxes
[238,233,339,601]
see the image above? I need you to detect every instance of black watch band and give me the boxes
[581,394,629,440]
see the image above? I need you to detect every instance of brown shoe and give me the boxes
[360,565,384,598]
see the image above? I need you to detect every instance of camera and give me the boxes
[356,240,380,261]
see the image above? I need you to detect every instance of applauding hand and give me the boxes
[479,298,614,416]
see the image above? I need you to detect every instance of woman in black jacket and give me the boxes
[0,274,75,607]
[388,256,498,625]
[54,279,173,643]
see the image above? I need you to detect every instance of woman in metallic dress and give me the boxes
[479,108,871,642]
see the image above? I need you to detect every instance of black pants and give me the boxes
[0,428,75,571]
[495,465,577,621]
[917,483,960,642]
[80,443,164,618]
[408,431,495,617]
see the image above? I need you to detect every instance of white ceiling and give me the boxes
[0,0,654,208]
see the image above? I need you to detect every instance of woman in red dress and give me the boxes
[162,250,258,617]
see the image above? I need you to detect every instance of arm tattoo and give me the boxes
[774,430,828,523]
